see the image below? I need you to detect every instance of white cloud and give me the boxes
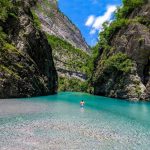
[85,5,117,35]
[85,15,95,27]
[92,5,117,30]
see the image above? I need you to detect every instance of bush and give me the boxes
[58,77,89,92]
[0,0,13,22]
[0,27,7,45]
[103,52,133,73]
[31,10,41,29]
[92,44,100,60]
[98,0,146,49]
[46,34,92,75]
[116,0,145,19]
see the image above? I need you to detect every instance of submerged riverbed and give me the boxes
[0,92,150,150]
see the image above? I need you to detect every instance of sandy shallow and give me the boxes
[0,94,150,150]
[0,99,49,116]
[1,115,150,150]
[0,117,139,150]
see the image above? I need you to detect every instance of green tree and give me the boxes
[0,0,13,22]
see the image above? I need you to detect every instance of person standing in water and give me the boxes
[80,100,85,108]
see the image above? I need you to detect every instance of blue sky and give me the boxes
[58,0,122,46]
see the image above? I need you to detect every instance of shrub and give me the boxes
[100,19,129,47]
[103,52,133,73]
[58,76,89,92]
[0,0,13,22]
[31,10,41,29]
[98,0,146,50]
[116,0,145,19]
[46,34,92,75]
[0,27,7,44]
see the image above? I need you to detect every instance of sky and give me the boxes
[58,0,122,46]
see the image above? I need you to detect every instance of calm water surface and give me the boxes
[0,92,150,150]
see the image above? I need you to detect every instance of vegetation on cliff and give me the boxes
[0,0,19,81]
[28,0,93,92]
[92,0,150,100]
[94,0,148,73]
[46,34,93,92]
[0,0,14,22]
[46,34,92,75]
[31,9,41,29]
[0,0,57,98]
[103,52,133,73]
[0,0,94,96]
[99,0,147,50]
[58,77,89,92]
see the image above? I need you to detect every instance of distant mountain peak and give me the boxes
[35,0,90,52]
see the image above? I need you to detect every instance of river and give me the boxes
[0,92,150,150]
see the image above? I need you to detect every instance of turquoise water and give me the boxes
[0,92,150,150]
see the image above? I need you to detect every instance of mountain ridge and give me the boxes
[33,0,92,92]
[34,0,90,52]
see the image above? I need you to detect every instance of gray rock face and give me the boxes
[93,4,150,101]
[31,0,91,92]
[0,0,57,98]
[34,0,90,52]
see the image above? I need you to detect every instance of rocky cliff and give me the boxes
[34,0,90,52]
[32,0,92,92]
[0,0,57,98]
[93,1,150,101]
[46,34,92,92]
